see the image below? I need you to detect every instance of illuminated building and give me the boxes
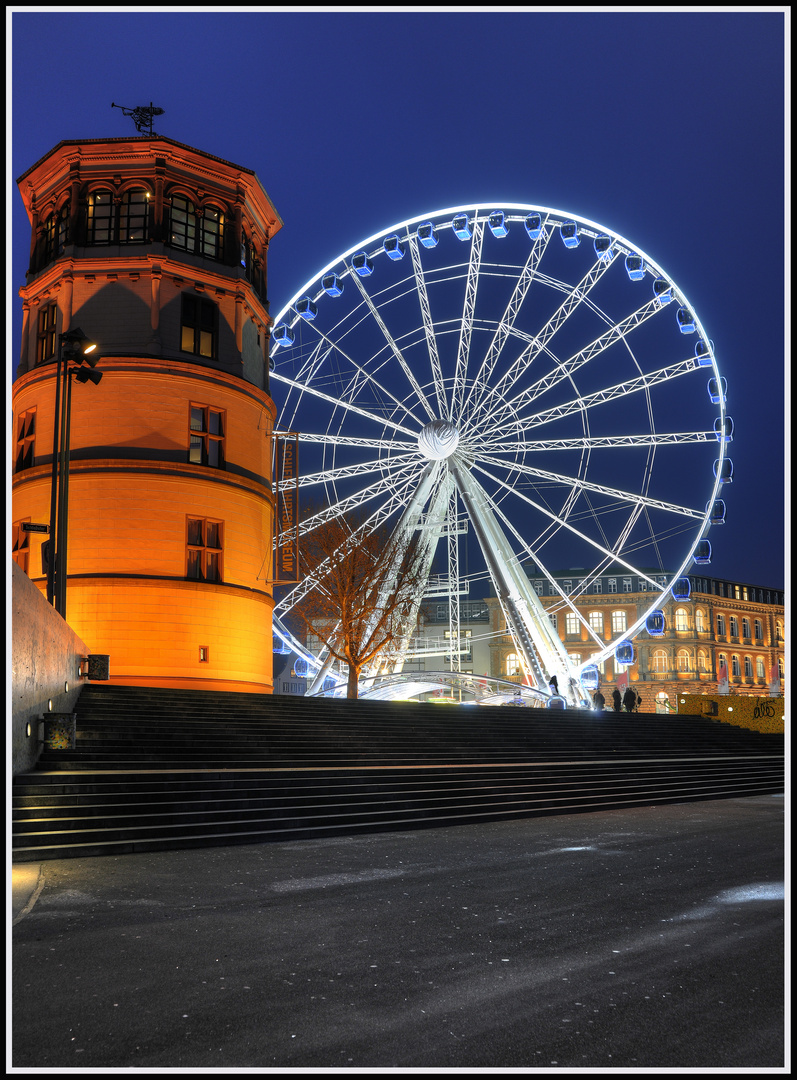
[12,136,282,692]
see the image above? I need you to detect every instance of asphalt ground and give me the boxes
[11,795,786,1072]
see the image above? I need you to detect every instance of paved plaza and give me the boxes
[12,795,785,1071]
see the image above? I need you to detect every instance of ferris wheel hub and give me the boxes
[418,419,460,460]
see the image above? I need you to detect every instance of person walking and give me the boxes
[593,689,606,712]
[635,689,643,713]
[612,687,622,712]
[623,686,636,713]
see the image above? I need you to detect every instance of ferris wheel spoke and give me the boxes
[297,432,417,452]
[408,234,447,419]
[486,249,621,407]
[271,370,419,439]
[475,454,705,521]
[468,221,553,414]
[487,355,701,442]
[469,457,663,590]
[472,431,715,455]
[349,270,438,422]
[451,221,485,421]
[297,451,419,491]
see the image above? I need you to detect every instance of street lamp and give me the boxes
[46,328,103,617]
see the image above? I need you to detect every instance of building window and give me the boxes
[778,657,784,679]
[200,206,224,259]
[754,619,763,642]
[199,646,210,663]
[674,607,690,631]
[189,405,225,467]
[611,610,627,634]
[756,657,765,679]
[742,617,751,640]
[181,295,218,359]
[608,578,617,593]
[87,189,114,244]
[697,650,709,672]
[652,649,668,673]
[623,577,632,592]
[563,580,572,595]
[729,616,739,638]
[186,517,223,582]
[15,409,36,472]
[37,302,58,364]
[548,581,557,595]
[734,585,741,600]
[593,579,602,594]
[565,612,579,636]
[731,655,741,677]
[588,611,604,635]
[775,620,783,642]
[717,615,726,637]
[533,580,543,595]
[744,656,753,678]
[119,189,150,242]
[12,520,30,573]
[42,204,69,265]
[169,195,196,251]
[568,653,581,666]
[506,653,520,677]
[695,608,706,632]
[676,650,691,673]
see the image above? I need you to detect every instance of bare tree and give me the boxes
[292,511,427,699]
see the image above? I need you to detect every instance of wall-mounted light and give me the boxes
[48,699,53,711]
[26,722,32,738]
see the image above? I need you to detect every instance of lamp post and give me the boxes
[47,328,103,618]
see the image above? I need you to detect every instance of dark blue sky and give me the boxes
[10,8,787,589]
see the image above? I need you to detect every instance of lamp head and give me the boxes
[74,367,103,385]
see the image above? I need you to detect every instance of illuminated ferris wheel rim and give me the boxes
[271,202,719,364]
[269,202,729,692]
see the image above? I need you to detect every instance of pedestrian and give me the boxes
[549,675,559,696]
[623,686,636,713]
[612,688,622,712]
[635,690,643,713]
[593,689,605,712]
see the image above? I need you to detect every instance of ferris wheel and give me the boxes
[269,204,731,705]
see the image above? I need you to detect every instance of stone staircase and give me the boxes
[12,684,784,862]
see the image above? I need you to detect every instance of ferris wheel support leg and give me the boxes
[448,458,586,707]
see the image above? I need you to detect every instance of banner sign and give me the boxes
[273,431,299,583]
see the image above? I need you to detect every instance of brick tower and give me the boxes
[12,136,283,692]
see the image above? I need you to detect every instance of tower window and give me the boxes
[189,405,225,468]
[87,190,114,244]
[120,189,150,242]
[186,517,223,582]
[12,520,30,574]
[169,195,196,251]
[181,295,218,360]
[200,206,224,260]
[15,409,37,471]
[37,302,58,364]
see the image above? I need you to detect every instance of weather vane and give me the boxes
[111,101,165,137]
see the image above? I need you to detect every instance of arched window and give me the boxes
[611,610,627,634]
[697,650,708,672]
[754,619,763,642]
[169,195,196,251]
[506,653,520,677]
[717,614,726,636]
[565,612,579,636]
[776,620,784,642]
[695,608,706,632]
[731,655,741,677]
[652,649,668,673]
[676,649,691,673]
[200,206,224,259]
[729,616,739,638]
[674,607,690,631]
[756,657,765,679]
[119,189,150,242]
[588,611,604,635]
[744,656,753,678]
[742,617,751,639]
[87,189,114,244]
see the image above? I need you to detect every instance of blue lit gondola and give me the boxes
[615,640,634,665]
[677,307,696,333]
[672,577,691,600]
[293,658,309,678]
[714,416,733,442]
[694,540,712,565]
[452,214,472,240]
[713,458,734,483]
[322,677,338,693]
[296,297,317,320]
[695,338,714,366]
[524,213,543,239]
[273,639,291,655]
[580,664,601,692]
[645,611,666,636]
[322,272,343,296]
[594,235,613,261]
[488,211,509,237]
[352,252,373,276]
[384,234,404,260]
[272,324,294,347]
[707,376,727,404]
[560,221,580,248]
[546,695,567,710]
[653,277,672,303]
[625,253,645,280]
[417,222,438,248]
[707,499,726,525]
